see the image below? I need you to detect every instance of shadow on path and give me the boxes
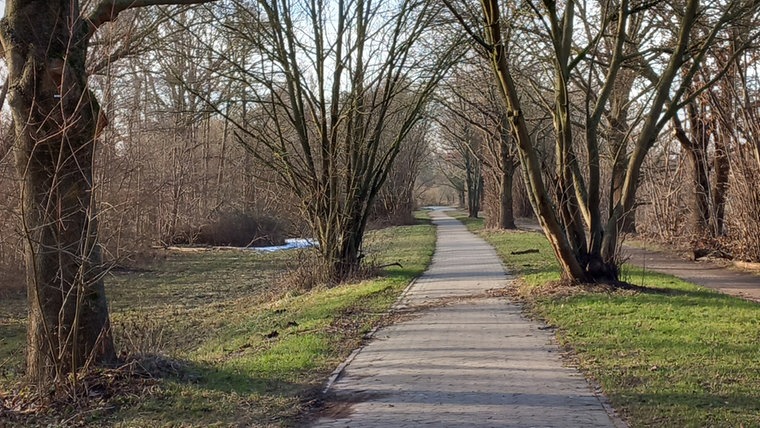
[312,210,623,428]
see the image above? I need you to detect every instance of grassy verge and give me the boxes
[0,215,435,427]
[454,213,760,427]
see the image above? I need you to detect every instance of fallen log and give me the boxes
[511,249,539,255]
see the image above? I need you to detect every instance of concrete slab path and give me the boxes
[311,210,623,428]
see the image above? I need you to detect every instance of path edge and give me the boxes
[320,224,437,394]
[320,273,422,394]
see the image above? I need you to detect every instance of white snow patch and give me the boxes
[166,238,318,253]
[247,238,318,252]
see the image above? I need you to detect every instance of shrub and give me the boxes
[171,210,286,247]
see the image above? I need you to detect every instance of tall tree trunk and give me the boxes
[465,152,482,218]
[611,159,636,233]
[607,67,636,234]
[674,108,712,236]
[467,175,483,218]
[496,117,516,229]
[687,146,711,235]
[712,136,729,236]
[498,169,515,229]
[1,0,116,384]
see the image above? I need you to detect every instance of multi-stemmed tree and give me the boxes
[199,0,465,282]
[447,0,760,282]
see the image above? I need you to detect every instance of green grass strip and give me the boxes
[110,216,435,427]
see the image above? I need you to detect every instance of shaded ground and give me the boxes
[514,218,760,303]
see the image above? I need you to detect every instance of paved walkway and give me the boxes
[623,246,760,303]
[312,210,622,427]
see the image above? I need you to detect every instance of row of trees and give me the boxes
[434,57,522,227]
[438,0,760,283]
[0,0,462,386]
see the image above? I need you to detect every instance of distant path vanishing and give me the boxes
[311,209,624,428]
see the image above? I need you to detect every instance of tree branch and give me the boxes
[441,0,490,51]
[87,0,216,37]
[0,77,8,112]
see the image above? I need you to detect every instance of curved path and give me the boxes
[311,210,623,428]
[623,246,760,303]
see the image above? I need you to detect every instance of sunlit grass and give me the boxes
[457,214,760,427]
[0,215,436,427]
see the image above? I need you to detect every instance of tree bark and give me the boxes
[465,151,483,218]
[497,121,516,229]
[498,168,516,229]
[316,197,368,283]
[687,147,712,235]
[1,0,116,384]
[611,162,636,233]
[497,163,516,228]
[607,66,637,234]
[674,108,712,236]
[712,131,729,236]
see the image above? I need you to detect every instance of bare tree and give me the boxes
[0,0,213,385]
[199,0,464,282]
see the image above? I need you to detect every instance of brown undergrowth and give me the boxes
[0,354,183,427]
[509,277,650,301]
